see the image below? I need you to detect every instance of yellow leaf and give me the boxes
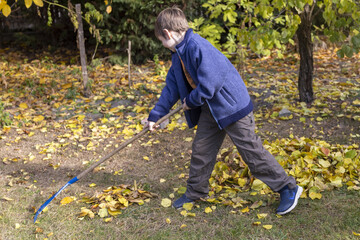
[263,225,273,230]
[180,224,187,229]
[89,183,97,187]
[118,196,129,207]
[161,198,172,208]
[15,223,20,229]
[104,97,113,102]
[250,200,263,209]
[25,0,33,8]
[183,202,193,211]
[160,178,166,183]
[257,213,268,219]
[104,217,113,222]
[253,221,261,225]
[237,178,247,187]
[319,159,331,168]
[353,231,360,236]
[133,106,146,113]
[2,196,14,201]
[60,196,74,205]
[122,127,134,136]
[106,5,112,14]
[184,137,193,142]
[166,218,171,224]
[2,4,11,17]
[77,115,86,121]
[251,179,266,191]
[98,208,108,218]
[33,115,44,122]
[33,0,43,7]
[309,191,322,200]
[204,207,213,213]
[108,209,121,216]
[353,99,360,105]
[177,186,187,194]
[61,83,72,89]
[79,207,95,219]
[180,210,196,217]
[143,156,149,161]
[241,206,249,213]
[329,176,343,188]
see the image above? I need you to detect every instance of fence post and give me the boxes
[128,40,132,88]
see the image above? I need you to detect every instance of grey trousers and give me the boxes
[185,103,297,200]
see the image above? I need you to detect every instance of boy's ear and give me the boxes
[163,29,172,40]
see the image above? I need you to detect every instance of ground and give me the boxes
[0,47,359,239]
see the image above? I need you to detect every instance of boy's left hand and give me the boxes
[183,98,190,111]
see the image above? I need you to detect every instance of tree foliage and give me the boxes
[1,0,206,63]
[191,0,360,102]
[84,0,205,63]
[192,0,360,58]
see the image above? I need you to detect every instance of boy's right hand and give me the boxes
[142,119,158,131]
[148,121,158,131]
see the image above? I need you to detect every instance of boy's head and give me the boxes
[155,7,189,40]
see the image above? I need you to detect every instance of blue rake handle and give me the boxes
[33,105,182,223]
[33,177,79,222]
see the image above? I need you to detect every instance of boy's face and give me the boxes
[158,29,183,52]
[158,35,177,52]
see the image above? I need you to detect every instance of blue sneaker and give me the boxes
[276,185,303,215]
[172,194,195,209]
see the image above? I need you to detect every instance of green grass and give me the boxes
[1,178,360,240]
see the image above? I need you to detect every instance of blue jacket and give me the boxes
[148,29,253,129]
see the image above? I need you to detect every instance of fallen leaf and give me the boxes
[241,207,250,213]
[263,225,273,230]
[161,198,172,208]
[60,196,75,205]
[257,213,268,219]
[33,115,45,122]
[204,207,213,213]
[182,202,193,211]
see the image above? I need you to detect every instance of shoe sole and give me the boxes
[276,186,303,215]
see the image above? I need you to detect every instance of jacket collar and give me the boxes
[175,28,193,55]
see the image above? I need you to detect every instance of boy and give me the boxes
[147,6,302,215]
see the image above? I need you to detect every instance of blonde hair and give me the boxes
[155,6,189,39]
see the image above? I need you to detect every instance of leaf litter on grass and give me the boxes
[0,48,359,230]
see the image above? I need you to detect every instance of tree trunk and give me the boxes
[296,5,314,103]
[75,4,91,97]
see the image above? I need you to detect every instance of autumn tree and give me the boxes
[191,0,360,103]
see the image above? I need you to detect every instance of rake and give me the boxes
[33,105,182,222]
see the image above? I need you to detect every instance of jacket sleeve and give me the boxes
[148,66,180,122]
[185,41,228,109]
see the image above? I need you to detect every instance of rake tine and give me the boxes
[33,105,182,223]
[34,177,78,222]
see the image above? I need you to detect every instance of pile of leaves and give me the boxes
[207,137,359,207]
[61,183,157,222]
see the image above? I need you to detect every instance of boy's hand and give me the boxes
[183,98,191,111]
[148,121,158,131]
[142,119,158,131]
